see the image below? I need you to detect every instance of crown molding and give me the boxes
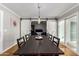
[59,4,79,18]
[21,17,57,20]
[0,3,20,18]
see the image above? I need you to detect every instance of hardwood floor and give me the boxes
[0,45,18,56]
[0,43,78,56]
[59,44,78,56]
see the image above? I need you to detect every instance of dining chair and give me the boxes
[25,33,31,41]
[17,36,26,48]
[31,31,37,35]
[25,34,28,41]
[47,33,52,40]
[41,32,47,36]
[52,36,60,47]
[49,34,52,40]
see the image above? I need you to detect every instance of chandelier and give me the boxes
[38,3,41,24]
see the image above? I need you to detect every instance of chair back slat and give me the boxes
[25,33,31,41]
[47,33,53,40]
[52,36,60,47]
[17,36,26,48]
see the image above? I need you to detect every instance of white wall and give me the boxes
[0,4,20,53]
[47,20,57,36]
[0,10,3,53]
[21,20,31,37]
[58,20,65,42]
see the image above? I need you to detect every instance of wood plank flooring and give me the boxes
[0,43,78,56]
[59,44,78,56]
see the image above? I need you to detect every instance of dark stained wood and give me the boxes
[14,35,64,56]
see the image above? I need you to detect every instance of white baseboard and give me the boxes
[0,43,17,54]
[65,43,79,55]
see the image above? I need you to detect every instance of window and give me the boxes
[65,15,77,48]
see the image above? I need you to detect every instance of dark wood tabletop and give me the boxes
[14,35,64,56]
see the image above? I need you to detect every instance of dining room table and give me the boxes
[14,35,64,56]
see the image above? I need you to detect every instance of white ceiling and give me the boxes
[2,3,77,18]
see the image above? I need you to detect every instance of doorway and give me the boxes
[31,21,47,35]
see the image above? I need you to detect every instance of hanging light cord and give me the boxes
[38,3,41,24]
[38,3,40,18]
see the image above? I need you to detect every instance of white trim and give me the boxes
[0,3,20,18]
[31,19,47,21]
[0,10,4,53]
[59,12,78,21]
[59,4,79,17]
[0,43,17,54]
[64,12,78,20]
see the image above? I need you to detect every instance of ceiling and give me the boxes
[2,3,77,18]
